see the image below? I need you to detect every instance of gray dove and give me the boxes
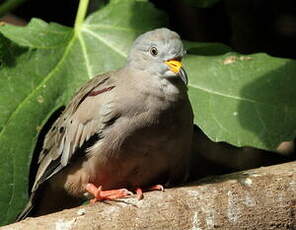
[17,28,194,220]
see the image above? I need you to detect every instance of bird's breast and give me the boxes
[101,87,192,158]
[86,81,193,190]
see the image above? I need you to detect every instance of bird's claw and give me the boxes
[135,184,164,200]
[86,183,133,203]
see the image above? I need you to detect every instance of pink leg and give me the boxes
[135,184,164,200]
[148,184,164,192]
[136,188,144,200]
[86,183,133,204]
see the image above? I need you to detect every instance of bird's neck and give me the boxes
[121,66,188,102]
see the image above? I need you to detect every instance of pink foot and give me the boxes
[86,183,133,204]
[135,184,164,200]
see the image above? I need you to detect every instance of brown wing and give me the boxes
[32,71,119,192]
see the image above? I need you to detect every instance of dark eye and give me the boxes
[149,47,158,56]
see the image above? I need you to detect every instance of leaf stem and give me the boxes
[74,0,89,33]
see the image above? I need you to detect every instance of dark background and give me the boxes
[1,0,295,179]
[5,0,296,59]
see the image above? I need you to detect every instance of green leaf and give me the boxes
[186,52,296,150]
[1,0,296,226]
[0,0,167,225]
[183,0,221,8]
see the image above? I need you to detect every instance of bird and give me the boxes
[17,28,194,220]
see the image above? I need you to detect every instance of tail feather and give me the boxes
[16,196,34,221]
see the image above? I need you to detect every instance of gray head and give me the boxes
[127,28,188,84]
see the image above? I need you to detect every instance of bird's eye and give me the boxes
[149,47,158,56]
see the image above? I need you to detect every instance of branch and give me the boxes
[2,161,296,229]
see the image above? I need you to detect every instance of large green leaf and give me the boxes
[186,52,296,150]
[0,0,167,225]
[1,0,296,226]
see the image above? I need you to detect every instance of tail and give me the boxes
[16,195,34,221]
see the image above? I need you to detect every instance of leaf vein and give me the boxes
[78,33,93,78]
[82,27,127,58]
[84,24,136,32]
[254,106,271,147]
[0,31,76,151]
[4,147,15,223]
[210,101,230,135]
[189,83,257,104]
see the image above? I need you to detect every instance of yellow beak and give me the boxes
[164,60,183,73]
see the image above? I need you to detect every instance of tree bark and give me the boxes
[2,161,296,230]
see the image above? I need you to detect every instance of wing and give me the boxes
[32,71,119,192]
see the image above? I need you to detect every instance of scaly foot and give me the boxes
[136,184,164,200]
[86,183,133,204]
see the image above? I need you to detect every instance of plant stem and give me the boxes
[0,0,26,17]
[74,0,89,33]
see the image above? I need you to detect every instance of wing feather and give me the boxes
[32,72,118,191]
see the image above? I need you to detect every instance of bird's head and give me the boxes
[127,28,188,85]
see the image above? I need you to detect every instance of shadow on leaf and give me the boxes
[238,59,296,150]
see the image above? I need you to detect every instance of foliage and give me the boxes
[0,0,295,225]
[187,53,296,149]
[0,0,166,224]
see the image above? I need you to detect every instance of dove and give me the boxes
[17,28,194,220]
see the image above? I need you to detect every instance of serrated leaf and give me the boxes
[0,0,167,225]
[186,52,296,150]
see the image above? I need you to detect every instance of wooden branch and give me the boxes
[2,161,296,230]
